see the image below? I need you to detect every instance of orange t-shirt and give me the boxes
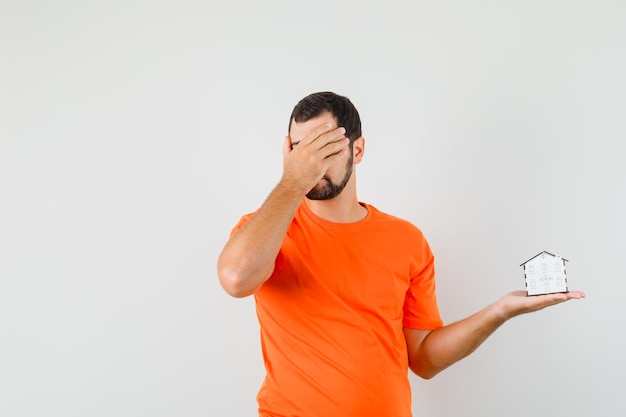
[232,201,443,417]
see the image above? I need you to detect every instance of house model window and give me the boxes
[520,251,569,296]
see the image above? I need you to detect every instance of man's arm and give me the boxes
[404,290,586,379]
[217,123,349,297]
[217,181,304,298]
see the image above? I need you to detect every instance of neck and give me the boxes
[304,181,367,223]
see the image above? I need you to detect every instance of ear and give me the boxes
[283,136,292,159]
[352,137,365,164]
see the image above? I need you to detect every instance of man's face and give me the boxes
[289,112,354,201]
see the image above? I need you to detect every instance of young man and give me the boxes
[217,92,585,417]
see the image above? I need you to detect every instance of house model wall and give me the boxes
[520,251,569,296]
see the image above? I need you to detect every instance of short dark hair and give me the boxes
[288,92,362,141]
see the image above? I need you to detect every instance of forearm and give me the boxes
[217,179,304,297]
[406,290,585,378]
[408,302,508,379]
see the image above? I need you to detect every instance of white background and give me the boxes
[1,1,625,416]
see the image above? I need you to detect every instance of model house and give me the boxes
[520,251,569,296]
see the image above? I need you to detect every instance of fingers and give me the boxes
[321,137,350,160]
[285,131,349,161]
[298,121,336,147]
[526,290,585,312]
[280,122,351,194]
[499,289,585,317]
[566,290,586,299]
[509,289,586,300]
[316,127,348,152]
[299,123,348,151]
[307,127,349,164]
[534,290,586,303]
[289,122,350,161]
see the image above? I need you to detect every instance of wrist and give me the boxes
[490,299,513,322]
[277,176,310,197]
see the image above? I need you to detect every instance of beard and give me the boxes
[306,154,354,201]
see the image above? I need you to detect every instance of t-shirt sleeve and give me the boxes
[402,235,444,330]
[228,211,286,274]
[230,212,256,237]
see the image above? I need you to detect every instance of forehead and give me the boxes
[289,111,338,141]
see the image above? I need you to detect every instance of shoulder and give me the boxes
[362,203,427,240]
[363,203,423,231]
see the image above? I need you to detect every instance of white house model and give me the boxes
[520,251,569,296]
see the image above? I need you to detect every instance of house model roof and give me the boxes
[520,250,568,267]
